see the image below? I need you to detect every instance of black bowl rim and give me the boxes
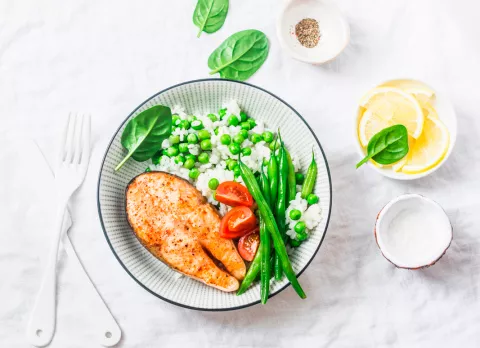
[97,78,332,311]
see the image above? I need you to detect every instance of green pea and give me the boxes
[220,134,231,145]
[296,230,308,241]
[185,154,197,162]
[191,120,204,130]
[241,147,252,156]
[172,114,180,125]
[229,142,241,155]
[240,111,248,122]
[198,152,209,164]
[233,165,241,177]
[250,133,262,144]
[169,135,180,145]
[262,131,274,143]
[294,221,306,234]
[208,178,219,190]
[269,140,280,151]
[184,158,195,169]
[187,115,196,123]
[218,108,227,118]
[289,238,302,247]
[227,160,237,171]
[166,147,179,157]
[248,118,256,128]
[207,113,218,122]
[187,133,198,144]
[180,120,190,130]
[239,129,249,139]
[174,155,185,164]
[307,194,319,205]
[145,167,151,172]
[240,122,251,131]
[198,129,211,140]
[233,134,245,144]
[289,209,302,221]
[189,168,200,179]
[262,158,269,167]
[295,172,305,184]
[214,127,219,135]
[227,115,239,126]
[200,139,212,151]
[179,143,189,153]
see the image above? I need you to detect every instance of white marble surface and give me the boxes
[1,0,480,347]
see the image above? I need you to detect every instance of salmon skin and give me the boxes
[126,171,246,292]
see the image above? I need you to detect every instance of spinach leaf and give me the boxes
[193,0,229,38]
[115,105,172,171]
[356,125,409,169]
[208,29,269,81]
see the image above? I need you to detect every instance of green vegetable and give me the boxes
[269,139,280,151]
[262,131,273,143]
[260,168,271,207]
[218,108,227,118]
[296,230,308,241]
[233,134,245,144]
[179,120,190,130]
[187,133,198,144]
[238,157,306,299]
[250,133,262,144]
[174,155,185,164]
[274,135,288,280]
[240,122,251,131]
[191,120,204,130]
[233,165,241,177]
[240,111,248,122]
[294,221,306,234]
[267,152,278,205]
[290,239,301,247]
[227,114,239,126]
[169,135,180,145]
[301,151,318,199]
[286,150,296,203]
[115,105,172,171]
[220,134,231,145]
[295,172,304,184]
[248,118,256,128]
[289,209,301,220]
[198,129,211,140]
[207,113,218,122]
[151,151,163,165]
[198,152,209,163]
[356,124,409,168]
[200,139,212,150]
[172,114,180,126]
[145,167,151,172]
[307,194,319,205]
[239,129,248,139]
[166,147,179,157]
[186,154,197,162]
[241,147,252,156]
[184,158,195,169]
[227,159,237,171]
[259,218,270,303]
[237,243,261,295]
[179,143,189,153]
[229,142,240,155]
[187,115,196,123]
[193,0,229,37]
[208,29,269,81]
[214,127,219,135]
[189,168,200,179]
[208,178,219,190]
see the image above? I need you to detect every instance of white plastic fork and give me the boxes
[27,114,91,347]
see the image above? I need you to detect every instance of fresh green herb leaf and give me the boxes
[208,29,269,81]
[193,0,229,38]
[115,105,172,171]
[356,124,409,169]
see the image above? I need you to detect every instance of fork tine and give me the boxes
[64,113,77,163]
[81,114,91,165]
[73,114,84,164]
[58,113,73,163]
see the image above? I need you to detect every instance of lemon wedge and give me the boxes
[358,87,425,147]
[401,116,449,174]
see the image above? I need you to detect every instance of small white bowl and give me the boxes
[276,0,350,64]
[354,79,457,180]
[375,194,452,269]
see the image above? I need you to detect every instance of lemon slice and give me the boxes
[421,101,439,120]
[401,116,450,174]
[392,137,416,172]
[358,87,424,147]
[380,79,436,106]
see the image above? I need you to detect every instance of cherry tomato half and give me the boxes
[219,207,257,238]
[215,181,254,207]
[238,231,260,261]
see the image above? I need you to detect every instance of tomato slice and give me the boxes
[219,207,257,239]
[238,231,260,261]
[215,181,254,207]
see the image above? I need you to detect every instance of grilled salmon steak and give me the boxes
[126,172,246,292]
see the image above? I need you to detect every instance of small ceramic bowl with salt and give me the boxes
[276,0,350,64]
[375,194,453,269]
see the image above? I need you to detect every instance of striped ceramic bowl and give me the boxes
[97,79,332,311]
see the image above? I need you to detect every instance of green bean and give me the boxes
[237,247,261,295]
[301,151,318,199]
[274,135,288,280]
[259,173,271,304]
[267,152,278,207]
[238,157,306,299]
[286,150,297,202]
[260,168,271,207]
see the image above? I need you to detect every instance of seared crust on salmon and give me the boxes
[126,171,246,292]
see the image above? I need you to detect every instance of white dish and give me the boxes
[375,194,452,269]
[354,79,457,180]
[276,0,350,64]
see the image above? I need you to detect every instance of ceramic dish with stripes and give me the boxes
[97,79,332,311]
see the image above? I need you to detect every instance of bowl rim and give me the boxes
[97,78,333,311]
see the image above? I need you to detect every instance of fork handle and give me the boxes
[27,200,68,347]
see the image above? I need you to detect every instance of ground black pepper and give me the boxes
[295,18,320,48]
